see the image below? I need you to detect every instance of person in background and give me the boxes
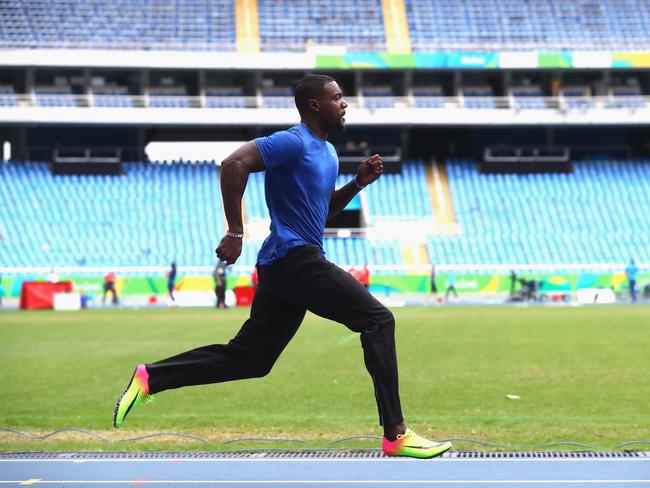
[213,261,227,309]
[445,270,458,302]
[509,270,517,297]
[625,259,638,303]
[103,271,119,305]
[427,264,439,304]
[167,262,177,305]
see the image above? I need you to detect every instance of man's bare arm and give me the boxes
[215,141,265,264]
[327,180,361,221]
[327,154,383,221]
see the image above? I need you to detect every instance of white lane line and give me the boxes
[0,480,649,484]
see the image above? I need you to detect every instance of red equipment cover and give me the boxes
[234,285,255,307]
[19,281,73,310]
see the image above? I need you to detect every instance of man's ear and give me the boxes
[308,98,320,112]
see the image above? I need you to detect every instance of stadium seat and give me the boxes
[0,85,18,107]
[205,87,247,109]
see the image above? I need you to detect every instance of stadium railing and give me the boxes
[3,94,650,111]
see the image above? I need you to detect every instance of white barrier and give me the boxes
[53,292,81,311]
[576,288,616,304]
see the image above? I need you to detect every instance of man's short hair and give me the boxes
[294,74,335,114]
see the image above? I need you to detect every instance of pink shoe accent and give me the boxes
[135,364,150,395]
[382,436,402,456]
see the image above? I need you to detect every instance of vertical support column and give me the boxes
[83,68,92,107]
[26,68,35,106]
[136,127,146,162]
[198,70,206,108]
[141,69,149,108]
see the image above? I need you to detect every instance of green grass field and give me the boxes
[1,305,648,452]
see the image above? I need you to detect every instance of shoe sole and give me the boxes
[113,367,137,429]
[384,442,452,459]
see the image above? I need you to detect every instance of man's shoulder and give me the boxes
[273,124,306,141]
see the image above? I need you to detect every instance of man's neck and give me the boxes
[301,119,328,140]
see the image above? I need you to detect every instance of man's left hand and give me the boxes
[356,154,383,187]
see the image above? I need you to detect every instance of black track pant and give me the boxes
[146,245,403,427]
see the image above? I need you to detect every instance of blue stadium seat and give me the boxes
[34,86,76,107]
[0,85,18,107]
[511,86,546,110]
[261,87,293,109]
[412,86,445,109]
[362,87,395,109]
[149,87,190,108]
[92,86,134,108]
[205,87,247,108]
[461,87,496,109]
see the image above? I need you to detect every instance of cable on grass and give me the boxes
[1,427,648,451]
[440,438,510,448]
[38,428,109,441]
[118,433,209,443]
[613,441,650,449]
[223,437,305,445]
[0,427,30,438]
[328,435,382,444]
[538,442,598,450]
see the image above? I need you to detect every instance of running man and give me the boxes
[113,74,451,459]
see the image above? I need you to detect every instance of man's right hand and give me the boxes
[215,236,242,265]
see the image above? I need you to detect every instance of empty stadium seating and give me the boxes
[561,87,596,111]
[429,158,650,267]
[461,87,496,109]
[257,0,386,52]
[0,0,235,51]
[406,0,650,51]
[2,0,650,52]
[34,86,76,107]
[261,87,293,108]
[1,158,648,272]
[92,86,134,108]
[364,162,433,222]
[0,85,18,106]
[205,87,247,108]
[607,86,646,109]
[0,161,227,267]
[412,86,445,109]
[511,86,546,110]
[149,87,191,108]
[362,87,395,109]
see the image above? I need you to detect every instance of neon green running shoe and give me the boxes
[382,428,452,459]
[113,364,153,429]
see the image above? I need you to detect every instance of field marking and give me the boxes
[1,480,650,485]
